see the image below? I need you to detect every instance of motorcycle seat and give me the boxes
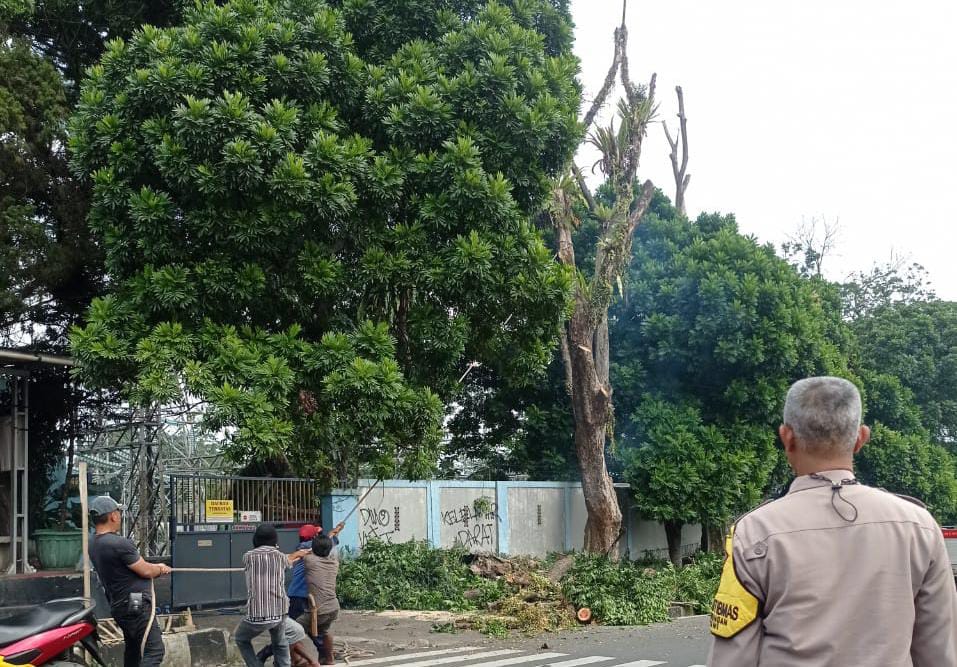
[0,599,89,648]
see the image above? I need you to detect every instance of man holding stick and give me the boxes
[88,496,170,667]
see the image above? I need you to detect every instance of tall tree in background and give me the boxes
[841,256,935,320]
[662,85,689,216]
[69,0,580,484]
[852,301,957,445]
[0,0,182,530]
[546,2,657,554]
[1,1,183,345]
[613,208,852,560]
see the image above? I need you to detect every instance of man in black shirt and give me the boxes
[89,496,170,667]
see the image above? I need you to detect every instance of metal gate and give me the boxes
[169,475,321,608]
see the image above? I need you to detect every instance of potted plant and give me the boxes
[35,419,83,570]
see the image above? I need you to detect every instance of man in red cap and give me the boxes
[287,525,319,620]
[257,523,343,665]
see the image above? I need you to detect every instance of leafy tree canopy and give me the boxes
[852,301,957,445]
[857,424,957,524]
[622,397,775,529]
[612,207,852,435]
[841,258,935,321]
[68,0,580,483]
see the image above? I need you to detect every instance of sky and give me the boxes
[570,0,957,299]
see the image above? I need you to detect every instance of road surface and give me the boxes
[343,616,713,667]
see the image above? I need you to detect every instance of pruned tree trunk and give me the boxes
[664,520,684,568]
[549,0,658,558]
[663,85,691,216]
[710,524,725,553]
[560,268,620,552]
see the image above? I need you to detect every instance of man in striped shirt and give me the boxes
[235,524,310,667]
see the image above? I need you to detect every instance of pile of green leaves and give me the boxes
[338,540,505,612]
[561,551,722,625]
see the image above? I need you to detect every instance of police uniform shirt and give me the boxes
[708,469,957,666]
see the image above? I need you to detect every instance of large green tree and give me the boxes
[856,424,957,524]
[852,301,957,445]
[622,397,774,566]
[68,0,580,484]
[0,0,180,531]
[2,0,183,343]
[613,207,853,558]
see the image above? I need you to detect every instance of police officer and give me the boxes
[708,376,957,666]
[89,496,171,667]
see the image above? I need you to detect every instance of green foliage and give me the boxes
[471,616,510,638]
[857,424,957,524]
[614,210,852,432]
[611,209,851,531]
[1,2,183,531]
[673,551,723,612]
[852,301,957,444]
[622,398,776,530]
[442,355,576,480]
[68,0,580,479]
[841,259,935,320]
[338,540,504,612]
[340,542,721,632]
[0,37,96,337]
[858,370,926,436]
[561,552,670,625]
[561,551,722,624]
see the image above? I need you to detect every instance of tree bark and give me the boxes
[663,86,690,216]
[550,0,657,558]
[707,523,726,554]
[594,313,610,388]
[664,520,684,568]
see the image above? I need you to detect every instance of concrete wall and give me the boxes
[629,520,702,561]
[326,480,702,561]
[355,484,429,547]
[438,485,499,551]
[507,486,564,556]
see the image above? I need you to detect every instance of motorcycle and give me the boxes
[0,598,104,666]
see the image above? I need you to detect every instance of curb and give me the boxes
[99,627,231,666]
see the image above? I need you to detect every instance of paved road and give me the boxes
[346,616,713,667]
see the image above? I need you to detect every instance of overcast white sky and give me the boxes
[570,0,957,299]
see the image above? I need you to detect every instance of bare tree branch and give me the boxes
[619,25,640,107]
[571,163,597,213]
[581,0,629,133]
[677,87,690,174]
[663,85,691,215]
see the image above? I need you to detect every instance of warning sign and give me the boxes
[205,499,234,523]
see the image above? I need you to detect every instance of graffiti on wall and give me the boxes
[360,506,400,546]
[442,498,499,549]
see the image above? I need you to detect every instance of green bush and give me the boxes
[561,551,723,624]
[674,552,723,613]
[338,540,505,612]
[561,553,672,625]
[338,542,723,628]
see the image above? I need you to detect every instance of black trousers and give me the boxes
[113,602,165,667]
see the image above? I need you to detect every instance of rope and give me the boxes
[141,567,246,658]
[337,478,383,525]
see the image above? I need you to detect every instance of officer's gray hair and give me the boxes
[783,376,862,455]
